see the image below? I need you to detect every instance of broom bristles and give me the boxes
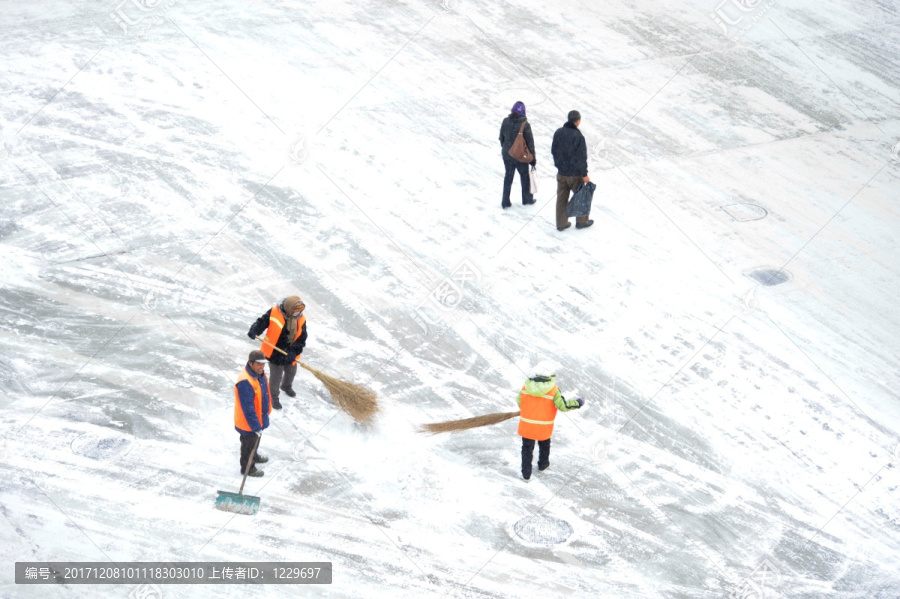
[300,362,379,423]
[419,411,520,434]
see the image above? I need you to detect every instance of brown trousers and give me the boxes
[556,174,589,228]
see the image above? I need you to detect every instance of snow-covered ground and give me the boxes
[1,0,899,597]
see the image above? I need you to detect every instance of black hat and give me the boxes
[567,110,581,124]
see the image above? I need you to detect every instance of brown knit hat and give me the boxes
[283,295,305,314]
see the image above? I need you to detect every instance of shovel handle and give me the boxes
[238,433,261,495]
[255,335,288,356]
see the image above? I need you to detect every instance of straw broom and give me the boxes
[419,411,520,434]
[256,336,378,423]
[299,362,378,423]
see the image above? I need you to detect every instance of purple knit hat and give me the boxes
[511,101,526,116]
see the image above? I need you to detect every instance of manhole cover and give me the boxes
[721,203,767,222]
[746,268,791,286]
[513,514,573,545]
[71,433,132,460]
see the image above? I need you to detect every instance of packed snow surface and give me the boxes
[1,0,899,597]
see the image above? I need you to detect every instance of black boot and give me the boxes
[537,439,551,471]
[521,437,535,481]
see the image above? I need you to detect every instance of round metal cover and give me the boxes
[71,433,132,460]
[721,203,768,222]
[513,514,574,545]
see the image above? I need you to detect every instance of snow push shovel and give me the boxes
[215,433,262,516]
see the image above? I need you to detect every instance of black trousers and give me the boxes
[502,157,533,206]
[239,433,261,472]
[268,362,296,404]
[521,437,551,477]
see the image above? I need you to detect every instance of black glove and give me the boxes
[287,351,297,363]
[247,330,255,340]
[531,158,537,168]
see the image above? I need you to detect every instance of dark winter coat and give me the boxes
[247,303,308,365]
[551,121,588,177]
[499,113,535,164]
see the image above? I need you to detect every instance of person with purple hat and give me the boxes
[498,101,537,209]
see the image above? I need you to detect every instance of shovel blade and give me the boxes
[215,490,261,515]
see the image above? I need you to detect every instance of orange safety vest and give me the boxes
[517,385,559,441]
[234,367,272,432]
[260,305,307,363]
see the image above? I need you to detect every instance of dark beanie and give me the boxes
[567,110,581,124]
[512,101,526,116]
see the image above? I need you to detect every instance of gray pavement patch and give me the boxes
[746,268,791,286]
[70,432,133,460]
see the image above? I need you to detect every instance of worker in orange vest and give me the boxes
[234,350,272,477]
[517,361,583,480]
[247,295,307,410]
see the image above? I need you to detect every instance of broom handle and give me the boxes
[255,335,288,356]
[238,433,261,495]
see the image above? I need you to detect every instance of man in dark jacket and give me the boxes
[247,295,307,409]
[551,110,594,231]
[234,350,271,477]
[498,101,536,209]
